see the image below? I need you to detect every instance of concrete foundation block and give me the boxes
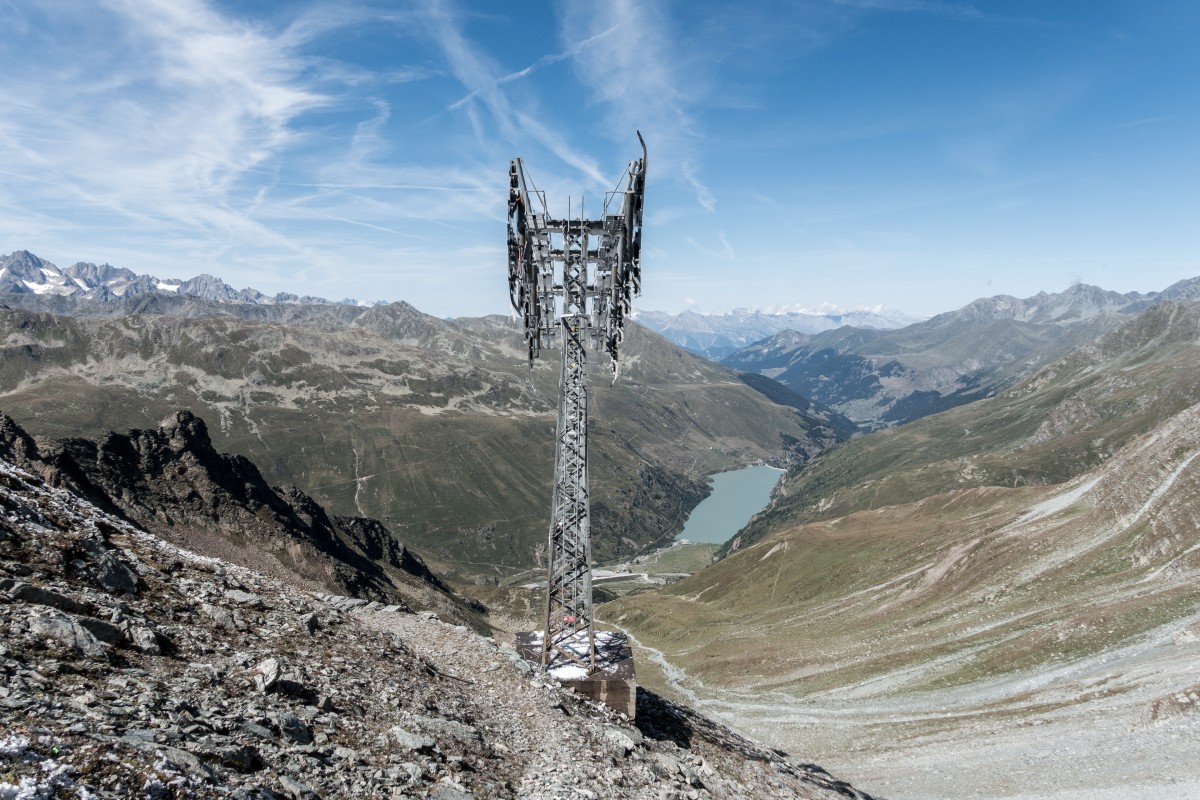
[514,630,637,720]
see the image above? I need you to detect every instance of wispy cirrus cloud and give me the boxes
[681,160,716,214]
[0,0,500,306]
[685,229,735,262]
[831,0,986,19]
[0,0,329,266]
[447,23,618,112]
[556,0,735,216]
[420,0,609,186]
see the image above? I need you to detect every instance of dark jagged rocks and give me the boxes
[0,411,481,625]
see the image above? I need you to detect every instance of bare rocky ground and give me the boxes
[0,454,876,799]
[646,618,1200,800]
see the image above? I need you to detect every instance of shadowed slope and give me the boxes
[0,410,482,625]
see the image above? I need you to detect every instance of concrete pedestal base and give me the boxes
[514,631,637,720]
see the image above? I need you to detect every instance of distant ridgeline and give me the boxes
[0,249,373,308]
[635,306,922,361]
[716,277,1200,429]
[0,250,849,581]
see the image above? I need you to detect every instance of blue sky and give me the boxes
[1,1,1197,318]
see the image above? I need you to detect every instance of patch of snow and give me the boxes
[549,665,588,680]
[0,734,30,758]
[156,282,179,292]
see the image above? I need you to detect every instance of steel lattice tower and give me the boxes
[507,134,647,672]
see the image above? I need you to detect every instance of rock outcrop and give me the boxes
[0,411,479,625]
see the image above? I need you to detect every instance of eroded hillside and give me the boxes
[731,300,1200,554]
[0,303,842,580]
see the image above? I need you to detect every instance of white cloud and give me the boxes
[0,0,328,251]
[681,160,716,214]
[448,24,618,111]
[420,0,607,188]
[717,231,735,260]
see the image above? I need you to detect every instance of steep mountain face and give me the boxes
[636,306,922,360]
[0,251,84,296]
[0,293,842,580]
[0,453,876,799]
[722,278,1200,428]
[0,411,479,625]
[607,300,1200,799]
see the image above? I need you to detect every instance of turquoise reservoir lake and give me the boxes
[676,464,785,544]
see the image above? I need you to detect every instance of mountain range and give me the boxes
[0,251,851,583]
[0,249,364,306]
[5,246,1200,797]
[635,306,922,361]
[721,277,1200,429]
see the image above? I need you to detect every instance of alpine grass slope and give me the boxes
[606,300,1200,799]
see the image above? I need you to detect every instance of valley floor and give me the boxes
[611,588,1200,800]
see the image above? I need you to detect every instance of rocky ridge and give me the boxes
[0,453,875,799]
[0,411,479,627]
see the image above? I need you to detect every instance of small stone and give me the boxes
[27,608,108,661]
[276,712,312,745]
[200,602,237,629]
[126,624,162,655]
[255,657,283,693]
[279,775,318,799]
[155,744,216,779]
[226,589,266,608]
[415,716,481,745]
[76,615,126,645]
[215,744,262,773]
[239,720,276,741]
[390,726,436,753]
[80,540,139,595]
[602,728,637,756]
[7,581,93,615]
